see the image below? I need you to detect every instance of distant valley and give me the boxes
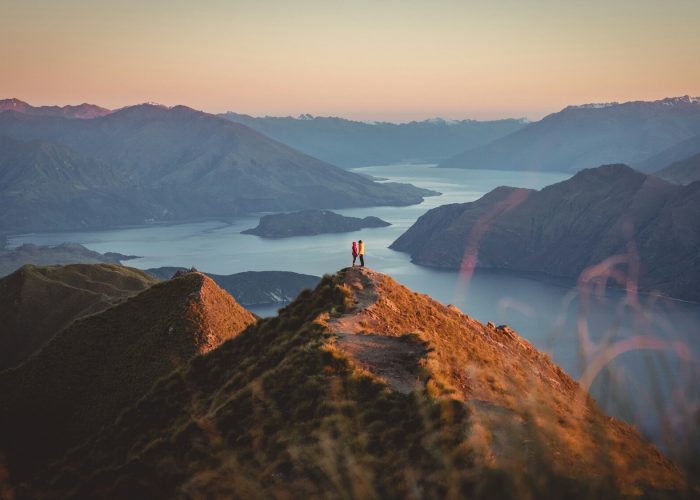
[221,112,526,167]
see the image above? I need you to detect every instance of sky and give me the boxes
[2,0,699,122]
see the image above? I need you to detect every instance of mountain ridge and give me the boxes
[0,104,435,233]
[221,111,526,167]
[6,266,683,498]
[391,164,700,301]
[0,271,256,480]
[439,96,700,172]
[0,263,157,370]
[0,98,110,119]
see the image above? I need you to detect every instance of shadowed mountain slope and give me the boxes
[0,264,157,371]
[0,136,148,231]
[655,152,700,185]
[637,133,700,173]
[439,96,700,172]
[16,268,683,498]
[222,112,526,167]
[0,271,256,480]
[391,164,700,301]
[0,105,435,232]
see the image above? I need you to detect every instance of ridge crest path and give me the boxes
[329,267,428,394]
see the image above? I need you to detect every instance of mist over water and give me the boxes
[9,163,700,455]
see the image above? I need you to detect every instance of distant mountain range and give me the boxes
[439,96,700,172]
[0,98,110,119]
[221,112,527,167]
[392,164,700,301]
[0,101,434,233]
[0,265,683,496]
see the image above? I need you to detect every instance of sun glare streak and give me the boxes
[458,188,530,287]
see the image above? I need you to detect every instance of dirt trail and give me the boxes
[329,267,427,394]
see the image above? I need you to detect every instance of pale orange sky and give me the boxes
[2,0,699,122]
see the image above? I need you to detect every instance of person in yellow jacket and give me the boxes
[358,240,365,267]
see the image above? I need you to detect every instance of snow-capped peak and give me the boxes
[424,117,460,125]
[569,102,619,110]
[657,95,700,106]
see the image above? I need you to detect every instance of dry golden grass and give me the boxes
[0,263,157,370]
[330,267,683,495]
[1,268,689,498]
[0,271,255,483]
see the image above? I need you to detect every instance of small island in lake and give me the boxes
[242,209,391,238]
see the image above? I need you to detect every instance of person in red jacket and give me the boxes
[351,241,358,266]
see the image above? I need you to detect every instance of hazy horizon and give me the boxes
[4,93,700,124]
[2,0,699,122]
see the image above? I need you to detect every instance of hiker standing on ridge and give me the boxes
[358,240,365,267]
[351,241,358,266]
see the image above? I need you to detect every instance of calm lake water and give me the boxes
[8,163,700,456]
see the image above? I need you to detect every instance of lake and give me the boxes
[8,163,699,458]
